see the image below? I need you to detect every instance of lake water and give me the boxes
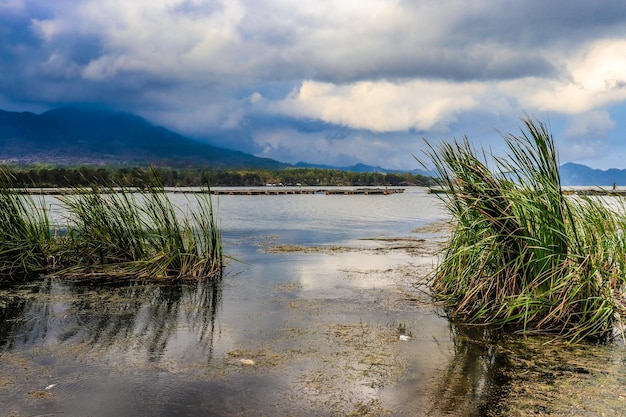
[1,187,625,416]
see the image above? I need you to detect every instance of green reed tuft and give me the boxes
[0,168,222,282]
[0,170,53,281]
[58,177,223,280]
[422,117,626,342]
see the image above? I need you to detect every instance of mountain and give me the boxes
[294,161,434,177]
[0,107,288,169]
[559,162,626,186]
[295,161,390,172]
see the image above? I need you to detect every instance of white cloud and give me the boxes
[270,80,484,132]
[564,110,616,140]
[510,39,626,114]
[31,0,246,80]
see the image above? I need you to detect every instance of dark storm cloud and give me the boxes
[1,0,620,106]
[2,0,626,169]
[339,2,626,83]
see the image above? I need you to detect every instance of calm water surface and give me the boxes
[1,187,625,416]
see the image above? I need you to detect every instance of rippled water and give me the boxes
[1,187,625,416]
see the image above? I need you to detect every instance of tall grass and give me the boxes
[0,171,52,281]
[422,118,626,342]
[58,179,223,280]
[137,181,222,279]
[0,168,222,282]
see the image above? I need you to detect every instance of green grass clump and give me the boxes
[0,171,53,281]
[0,169,222,283]
[57,180,223,280]
[423,117,626,343]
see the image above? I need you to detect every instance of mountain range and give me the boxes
[0,107,621,185]
[0,107,287,169]
[559,162,626,187]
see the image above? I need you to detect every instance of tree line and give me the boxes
[2,166,436,188]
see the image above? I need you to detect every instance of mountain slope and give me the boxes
[0,107,287,169]
[559,162,626,187]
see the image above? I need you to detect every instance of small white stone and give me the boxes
[399,335,411,342]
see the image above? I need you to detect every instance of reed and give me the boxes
[423,118,626,342]
[138,181,223,279]
[57,186,149,272]
[0,170,53,281]
[58,177,223,280]
[0,167,222,282]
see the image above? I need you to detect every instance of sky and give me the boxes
[3,0,626,170]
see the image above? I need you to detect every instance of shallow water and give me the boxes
[1,187,625,416]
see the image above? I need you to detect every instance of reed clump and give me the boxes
[423,117,626,343]
[0,170,222,282]
[0,171,53,281]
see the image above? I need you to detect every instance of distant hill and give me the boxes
[0,107,288,169]
[295,161,393,173]
[559,162,626,186]
[294,161,434,177]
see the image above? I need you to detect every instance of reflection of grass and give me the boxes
[500,335,626,416]
[14,279,222,363]
[431,324,626,416]
[423,117,626,342]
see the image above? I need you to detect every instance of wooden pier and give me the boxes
[211,187,405,196]
[10,187,405,196]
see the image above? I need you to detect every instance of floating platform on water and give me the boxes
[11,187,405,196]
[211,187,405,196]
[561,188,626,196]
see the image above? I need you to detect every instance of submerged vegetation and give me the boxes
[0,170,222,283]
[423,118,626,343]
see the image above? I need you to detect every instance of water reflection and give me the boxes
[0,279,222,364]
[0,284,38,350]
[431,324,509,417]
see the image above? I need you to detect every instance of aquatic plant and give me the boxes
[57,186,150,273]
[58,178,222,280]
[422,117,626,342]
[136,181,222,279]
[0,166,222,282]
[0,170,52,281]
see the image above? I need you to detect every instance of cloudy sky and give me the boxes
[3,0,626,170]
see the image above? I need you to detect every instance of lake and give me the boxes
[1,187,625,416]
